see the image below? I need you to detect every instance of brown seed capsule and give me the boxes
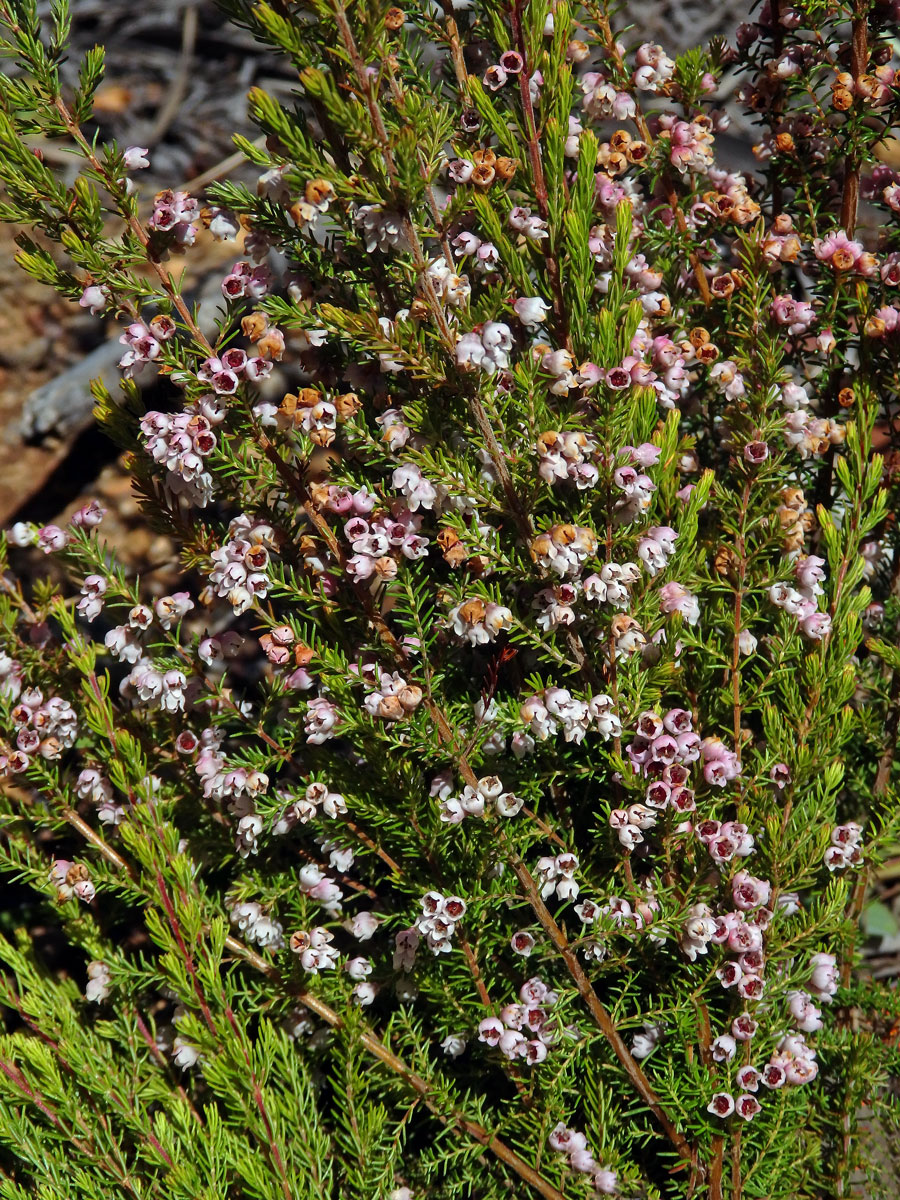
[289,201,316,227]
[437,528,466,566]
[780,234,802,263]
[626,140,649,163]
[610,129,632,152]
[493,156,518,182]
[610,614,640,639]
[378,695,405,722]
[832,85,854,111]
[66,863,91,886]
[689,327,711,348]
[309,427,336,448]
[714,545,737,577]
[293,643,314,668]
[864,316,887,338]
[775,132,796,154]
[780,487,807,513]
[242,311,269,341]
[528,532,552,562]
[471,164,496,189]
[838,387,855,408]
[696,342,720,365]
[398,684,423,711]
[711,273,736,299]
[458,598,487,624]
[304,178,334,207]
[384,6,405,30]
[373,555,399,581]
[604,151,629,176]
[39,737,61,760]
[408,297,429,320]
[472,148,496,168]
[257,330,285,361]
[334,392,361,420]
[290,931,311,954]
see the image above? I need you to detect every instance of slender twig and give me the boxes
[501,838,695,1166]
[508,0,570,347]
[839,0,868,235]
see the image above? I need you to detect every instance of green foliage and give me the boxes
[0,0,899,1198]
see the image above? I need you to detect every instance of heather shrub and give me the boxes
[0,0,899,1196]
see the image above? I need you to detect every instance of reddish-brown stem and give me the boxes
[590,8,711,306]
[439,1,470,100]
[732,1126,743,1200]
[709,1135,725,1200]
[154,870,220,1038]
[509,0,570,346]
[503,844,695,1165]
[0,1060,143,1198]
[221,1005,294,1200]
[839,0,869,235]
[223,936,563,1198]
[61,805,129,871]
[732,482,751,760]
[52,97,212,353]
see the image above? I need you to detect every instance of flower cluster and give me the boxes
[548,1123,618,1194]
[148,188,199,244]
[8,689,77,766]
[520,688,621,744]
[415,891,467,955]
[289,926,340,972]
[448,597,513,643]
[139,409,218,507]
[823,822,864,872]
[208,515,278,614]
[343,507,429,582]
[768,554,832,640]
[437,773,523,823]
[535,853,580,902]
[477,977,561,1066]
